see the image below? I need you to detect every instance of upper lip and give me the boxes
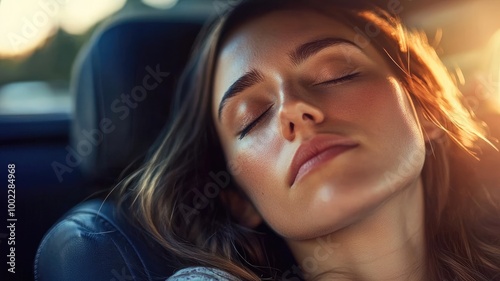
[288,134,358,186]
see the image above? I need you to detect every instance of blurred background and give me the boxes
[0,0,499,280]
[0,0,180,116]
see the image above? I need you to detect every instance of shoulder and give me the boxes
[166,266,241,281]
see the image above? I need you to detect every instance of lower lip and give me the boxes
[292,145,357,186]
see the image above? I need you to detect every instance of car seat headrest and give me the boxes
[69,15,204,183]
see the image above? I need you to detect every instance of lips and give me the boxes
[289,134,358,186]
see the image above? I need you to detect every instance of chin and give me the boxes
[284,178,417,241]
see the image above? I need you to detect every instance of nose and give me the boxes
[279,96,325,141]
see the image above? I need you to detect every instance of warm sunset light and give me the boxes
[0,0,57,58]
[58,0,126,34]
[0,0,126,58]
[487,30,500,108]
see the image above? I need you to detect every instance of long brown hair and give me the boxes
[117,0,500,280]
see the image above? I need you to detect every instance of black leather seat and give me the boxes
[35,199,177,281]
[34,12,207,281]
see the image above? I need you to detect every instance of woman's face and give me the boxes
[212,8,426,240]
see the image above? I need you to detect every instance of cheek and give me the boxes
[229,123,285,197]
[349,76,425,187]
[374,78,424,150]
[319,75,426,190]
[332,75,422,145]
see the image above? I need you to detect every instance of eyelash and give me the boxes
[238,105,273,140]
[317,72,361,86]
[237,72,361,140]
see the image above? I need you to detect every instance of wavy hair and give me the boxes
[117,0,500,280]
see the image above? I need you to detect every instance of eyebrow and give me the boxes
[217,37,359,121]
[218,69,264,120]
[289,37,358,65]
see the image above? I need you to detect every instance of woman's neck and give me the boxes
[287,179,426,281]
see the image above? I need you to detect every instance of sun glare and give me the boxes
[0,0,126,58]
[486,30,500,110]
[0,0,57,58]
[59,0,126,34]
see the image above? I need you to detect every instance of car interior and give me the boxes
[0,0,499,280]
[33,11,207,281]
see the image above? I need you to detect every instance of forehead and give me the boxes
[212,8,360,109]
[219,8,354,57]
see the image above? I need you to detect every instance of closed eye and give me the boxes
[316,72,361,86]
[238,105,273,140]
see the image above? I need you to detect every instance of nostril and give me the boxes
[303,113,314,121]
[290,123,294,132]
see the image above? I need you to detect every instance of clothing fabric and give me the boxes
[166,266,240,281]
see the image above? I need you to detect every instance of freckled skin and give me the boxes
[212,9,426,240]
